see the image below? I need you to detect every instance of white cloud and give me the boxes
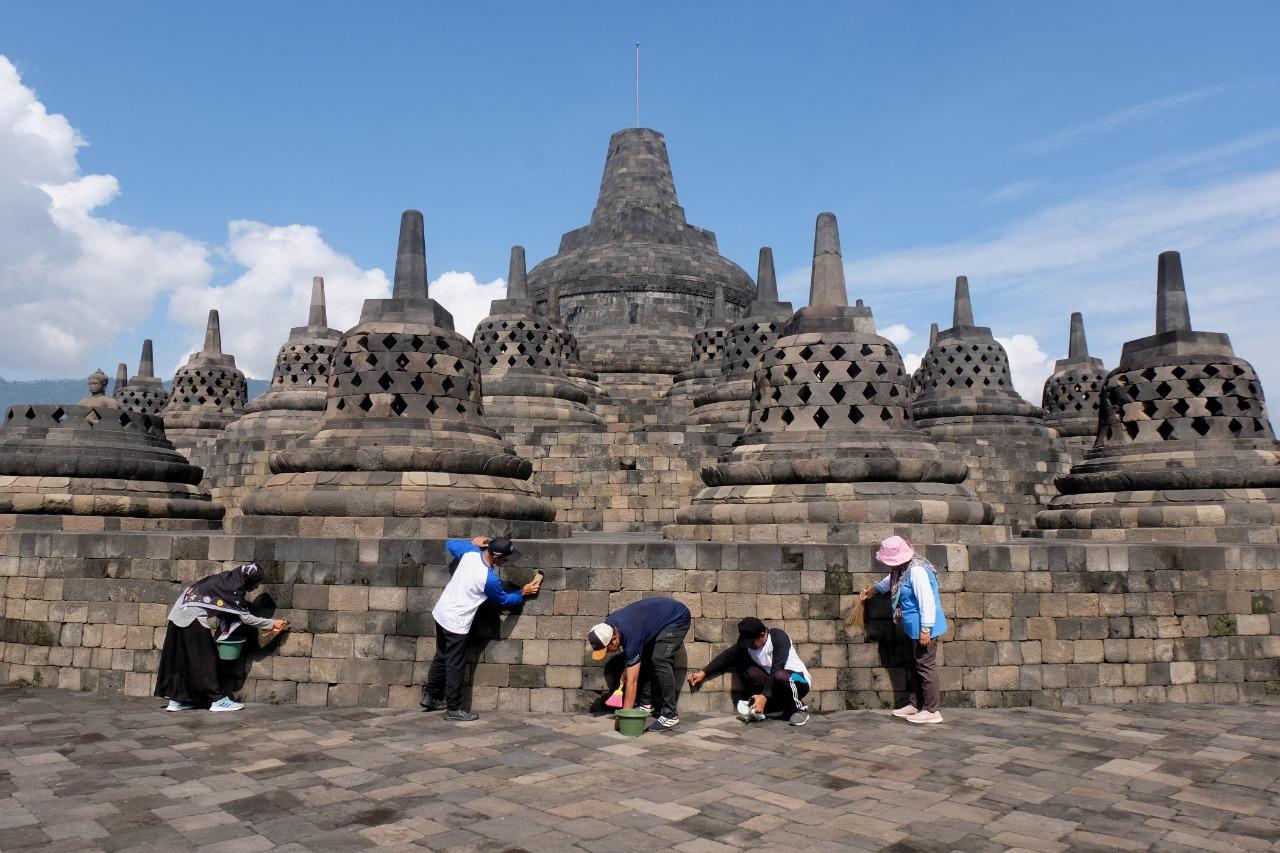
[0,55,211,378]
[879,322,912,347]
[903,352,923,375]
[429,271,507,341]
[1017,81,1248,156]
[996,334,1056,401]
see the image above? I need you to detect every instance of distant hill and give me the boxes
[0,377,271,413]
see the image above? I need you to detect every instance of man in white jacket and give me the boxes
[422,536,542,721]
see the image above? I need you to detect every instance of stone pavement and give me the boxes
[1,688,1278,853]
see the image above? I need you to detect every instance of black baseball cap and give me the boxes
[736,617,767,647]
[485,537,519,559]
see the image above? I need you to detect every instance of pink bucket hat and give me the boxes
[875,536,915,566]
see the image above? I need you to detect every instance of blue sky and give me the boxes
[1,3,1278,398]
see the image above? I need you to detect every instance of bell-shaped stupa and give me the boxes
[668,213,998,544]
[161,310,248,456]
[1036,252,1280,542]
[240,211,563,538]
[194,277,343,516]
[526,128,754,376]
[665,284,732,404]
[472,246,602,429]
[115,340,168,415]
[0,374,223,530]
[1041,312,1107,459]
[687,247,795,428]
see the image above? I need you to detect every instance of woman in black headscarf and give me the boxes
[154,563,288,712]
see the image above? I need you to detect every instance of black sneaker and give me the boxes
[789,710,810,727]
[420,695,446,712]
[443,709,479,722]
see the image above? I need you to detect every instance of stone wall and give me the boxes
[2,530,1276,712]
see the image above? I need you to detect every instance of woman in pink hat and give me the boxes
[860,536,948,724]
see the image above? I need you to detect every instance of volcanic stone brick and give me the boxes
[669,213,1001,545]
[1036,251,1280,543]
[0,375,223,527]
[161,310,249,456]
[525,128,755,374]
[240,210,564,539]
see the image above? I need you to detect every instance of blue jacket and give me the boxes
[874,558,948,640]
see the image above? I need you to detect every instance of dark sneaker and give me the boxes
[635,703,654,714]
[655,714,680,729]
[420,695,446,712]
[443,709,479,722]
[789,710,810,727]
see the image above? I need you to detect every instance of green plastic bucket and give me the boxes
[615,708,649,737]
[215,638,246,661]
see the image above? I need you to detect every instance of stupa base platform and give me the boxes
[664,521,1012,545]
[0,514,222,532]
[1033,490,1280,543]
[230,514,569,539]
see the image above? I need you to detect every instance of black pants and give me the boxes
[424,625,469,711]
[909,638,940,712]
[154,622,222,705]
[742,665,810,716]
[636,624,688,718]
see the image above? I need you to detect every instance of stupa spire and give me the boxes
[591,128,680,223]
[139,339,155,378]
[308,277,328,328]
[113,363,128,395]
[393,210,428,301]
[203,310,223,356]
[953,276,974,327]
[546,284,562,323]
[507,246,528,299]
[713,283,726,322]
[1068,312,1089,359]
[1156,250,1192,334]
[929,322,939,349]
[756,248,779,302]
[809,212,848,308]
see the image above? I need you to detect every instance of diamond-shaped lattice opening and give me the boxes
[426,398,439,415]
[365,353,381,369]
[830,385,846,403]
[827,344,845,360]
[861,384,877,400]
[377,372,394,391]
[1141,368,1158,381]
[454,359,464,372]
[875,363,887,376]
[436,336,449,351]
[814,363,829,382]
[889,386,900,397]
[1221,381,1236,396]
[350,374,363,387]
[1229,418,1244,436]
[50,407,65,422]
[849,407,864,424]
[335,399,346,411]
[410,375,425,392]
[441,377,454,393]
[798,386,812,403]
[1233,364,1246,376]
[1156,420,1176,440]
[390,394,408,416]
[1123,420,1139,440]
[381,334,399,350]
[770,387,783,403]
[1171,365,1186,379]
[780,409,795,425]
[1140,400,1159,417]
[1171,398,1191,417]
[411,335,425,351]
[1190,416,1211,436]
[456,402,467,414]
[964,377,975,388]
[118,412,131,427]
[1203,364,1219,377]
[798,346,814,361]
[1126,384,1141,399]
[860,344,873,357]
[357,395,373,412]
[426,355,437,369]
[879,407,894,422]
[395,353,410,369]
[784,365,798,381]
[813,407,829,428]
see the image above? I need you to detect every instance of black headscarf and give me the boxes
[180,563,264,639]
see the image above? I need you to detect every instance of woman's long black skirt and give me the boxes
[154,622,222,704]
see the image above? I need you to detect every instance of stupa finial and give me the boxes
[393,210,428,301]
[929,322,939,348]
[953,276,974,327]
[507,246,528,300]
[308,277,328,328]
[1068,312,1089,359]
[139,339,155,378]
[713,283,726,322]
[114,363,128,394]
[1156,251,1192,334]
[546,284,562,323]
[203,310,223,355]
[756,247,779,302]
[809,212,848,308]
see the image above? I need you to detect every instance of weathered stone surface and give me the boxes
[115,339,168,415]
[526,128,755,374]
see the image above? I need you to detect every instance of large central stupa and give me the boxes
[526,128,755,375]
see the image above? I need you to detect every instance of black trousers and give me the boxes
[742,665,810,716]
[636,624,688,718]
[424,625,469,711]
[154,622,222,705]
[909,638,940,712]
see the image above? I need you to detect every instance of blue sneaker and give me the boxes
[209,696,245,712]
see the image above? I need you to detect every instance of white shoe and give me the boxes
[165,699,197,712]
[209,696,245,712]
[635,703,654,714]
[891,704,919,718]
[906,710,943,725]
[735,699,753,722]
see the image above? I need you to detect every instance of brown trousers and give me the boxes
[909,638,940,712]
